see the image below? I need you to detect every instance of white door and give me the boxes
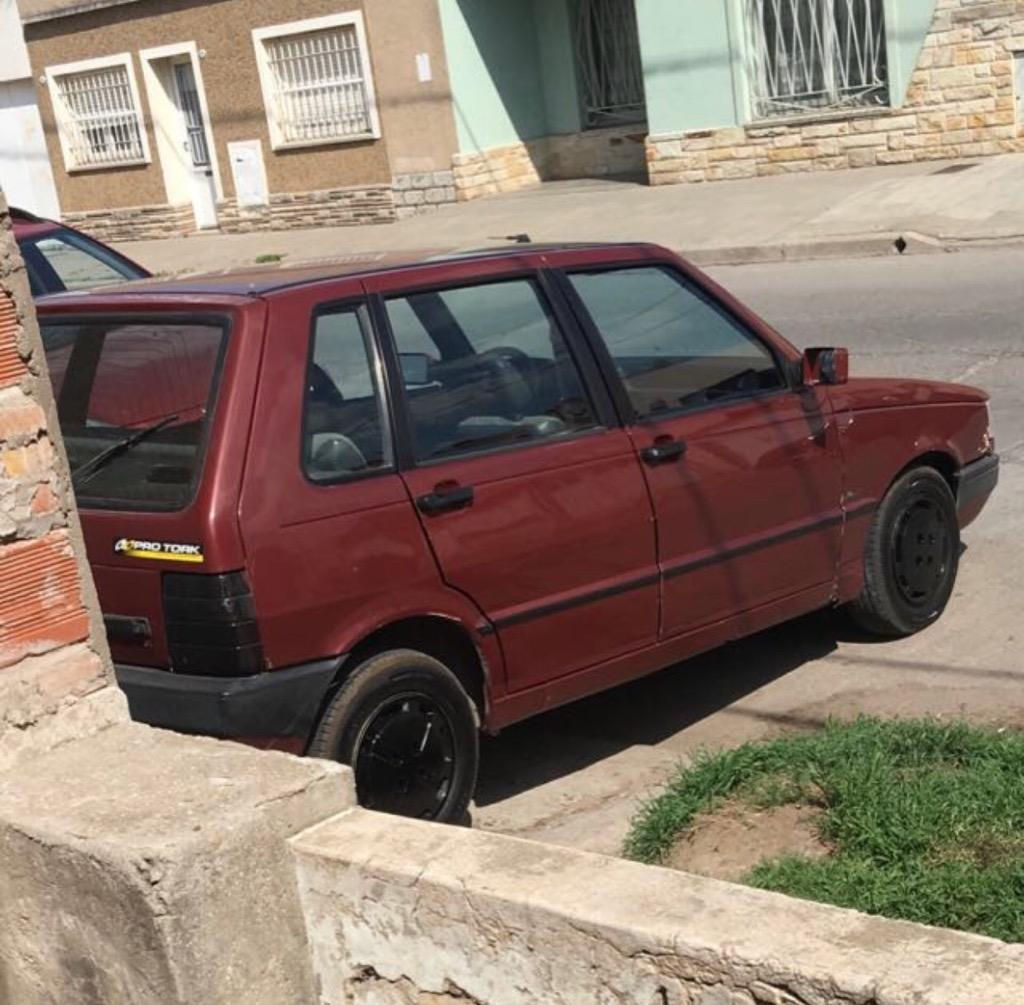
[172,61,218,230]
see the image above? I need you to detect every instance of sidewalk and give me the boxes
[116,153,1024,276]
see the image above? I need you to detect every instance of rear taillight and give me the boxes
[162,572,265,677]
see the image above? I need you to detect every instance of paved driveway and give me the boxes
[474,248,1024,855]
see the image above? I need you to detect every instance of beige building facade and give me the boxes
[21,0,460,239]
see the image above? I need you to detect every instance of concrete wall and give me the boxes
[636,0,741,135]
[293,807,1024,1005]
[0,188,122,770]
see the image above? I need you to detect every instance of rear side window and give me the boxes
[20,228,145,296]
[385,278,598,461]
[568,266,784,418]
[303,306,391,482]
[41,319,226,510]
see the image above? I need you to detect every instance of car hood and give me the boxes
[836,377,989,411]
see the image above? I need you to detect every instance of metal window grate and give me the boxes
[264,26,372,144]
[744,0,889,119]
[575,0,646,129]
[55,65,145,168]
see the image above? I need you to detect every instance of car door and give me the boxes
[364,259,659,693]
[561,259,844,640]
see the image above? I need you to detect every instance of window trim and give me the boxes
[371,272,618,469]
[301,299,396,489]
[44,53,151,173]
[554,262,795,426]
[251,11,382,152]
[40,311,230,513]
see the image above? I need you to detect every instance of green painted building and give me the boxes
[436,0,1013,195]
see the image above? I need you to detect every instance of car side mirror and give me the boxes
[399,352,432,386]
[802,347,849,386]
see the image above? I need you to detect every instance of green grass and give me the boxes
[254,253,284,264]
[624,717,1024,942]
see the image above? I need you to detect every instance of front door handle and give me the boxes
[641,438,687,466]
[416,484,475,515]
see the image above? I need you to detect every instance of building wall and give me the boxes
[647,0,1018,186]
[0,192,123,771]
[0,0,60,218]
[23,0,459,233]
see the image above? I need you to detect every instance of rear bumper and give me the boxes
[115,658,343,746]
[956,453,999,525]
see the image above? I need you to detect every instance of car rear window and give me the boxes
[20,227,146,296]
[41,318,226,510]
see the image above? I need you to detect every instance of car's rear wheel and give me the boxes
[309,649,478,823]
[848,466,960,637]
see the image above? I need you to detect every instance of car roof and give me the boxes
[9,206,60,240]
[34,242,656,307]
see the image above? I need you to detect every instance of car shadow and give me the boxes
[475,608,842,808]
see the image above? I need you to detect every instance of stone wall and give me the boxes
[0,190,123,770]
[63,203,196,242]
[392,171,458,218]
[451,142,543,201]
[648,0,1022,185]
[64,185,396,241]
[293,808,1024,1005]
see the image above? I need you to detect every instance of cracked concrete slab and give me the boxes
[0,723,353,1005]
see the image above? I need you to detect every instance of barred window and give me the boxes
[253,13,380,149]
[47,56,148,171]
[744,0,889,119]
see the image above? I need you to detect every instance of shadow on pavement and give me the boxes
[475,609,841,808]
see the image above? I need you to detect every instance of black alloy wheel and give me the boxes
[308,648,479,824]
[354,692,457,818]
[848,466,960,637]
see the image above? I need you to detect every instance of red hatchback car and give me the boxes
[36,244,998,822]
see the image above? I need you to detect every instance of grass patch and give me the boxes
[625,717,1024,942]
[254,253,284,264]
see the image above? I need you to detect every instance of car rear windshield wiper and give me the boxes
[72,414,179,489]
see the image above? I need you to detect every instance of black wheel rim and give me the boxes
[354,692,456,819]
[890,496,953,608]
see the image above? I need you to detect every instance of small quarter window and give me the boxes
[304,307,391,482]
[568,266,784,418]
[386,279,598,461]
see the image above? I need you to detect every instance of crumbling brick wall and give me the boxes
[0,192,122,768]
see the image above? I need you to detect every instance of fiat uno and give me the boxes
[36,243,999,822]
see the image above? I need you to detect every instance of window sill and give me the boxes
[269,132,380,152]
[67,158,150,174]
[746,105,893,131]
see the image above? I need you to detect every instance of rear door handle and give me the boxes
[416,484,475,515]
[641,438,687,466]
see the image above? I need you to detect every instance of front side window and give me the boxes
[20,228,145,295]
[744,0,889,119]
[42,320,225,510]
[386,279,598,461]
[253,13,380,149]
[568,266,784,419]
[303,306,391,482]
[47,56,148,170]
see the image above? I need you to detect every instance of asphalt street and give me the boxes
[474,248,1024,854]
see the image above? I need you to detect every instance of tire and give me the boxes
[309,648,478,824]
[848,466,960,637]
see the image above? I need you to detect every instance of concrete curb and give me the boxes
[684,230,950,267]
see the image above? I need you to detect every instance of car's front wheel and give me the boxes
[848,466,960,637]
[309,649,478,823]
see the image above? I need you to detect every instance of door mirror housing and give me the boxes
[802,347,849,386]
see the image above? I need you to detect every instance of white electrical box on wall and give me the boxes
[416,52,432,83]
[228,139,269,207]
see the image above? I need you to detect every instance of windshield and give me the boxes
[20,228,147,297]
[41,319,227,510]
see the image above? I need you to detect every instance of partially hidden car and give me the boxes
[11,206,149,296]
[34,243,999,822]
